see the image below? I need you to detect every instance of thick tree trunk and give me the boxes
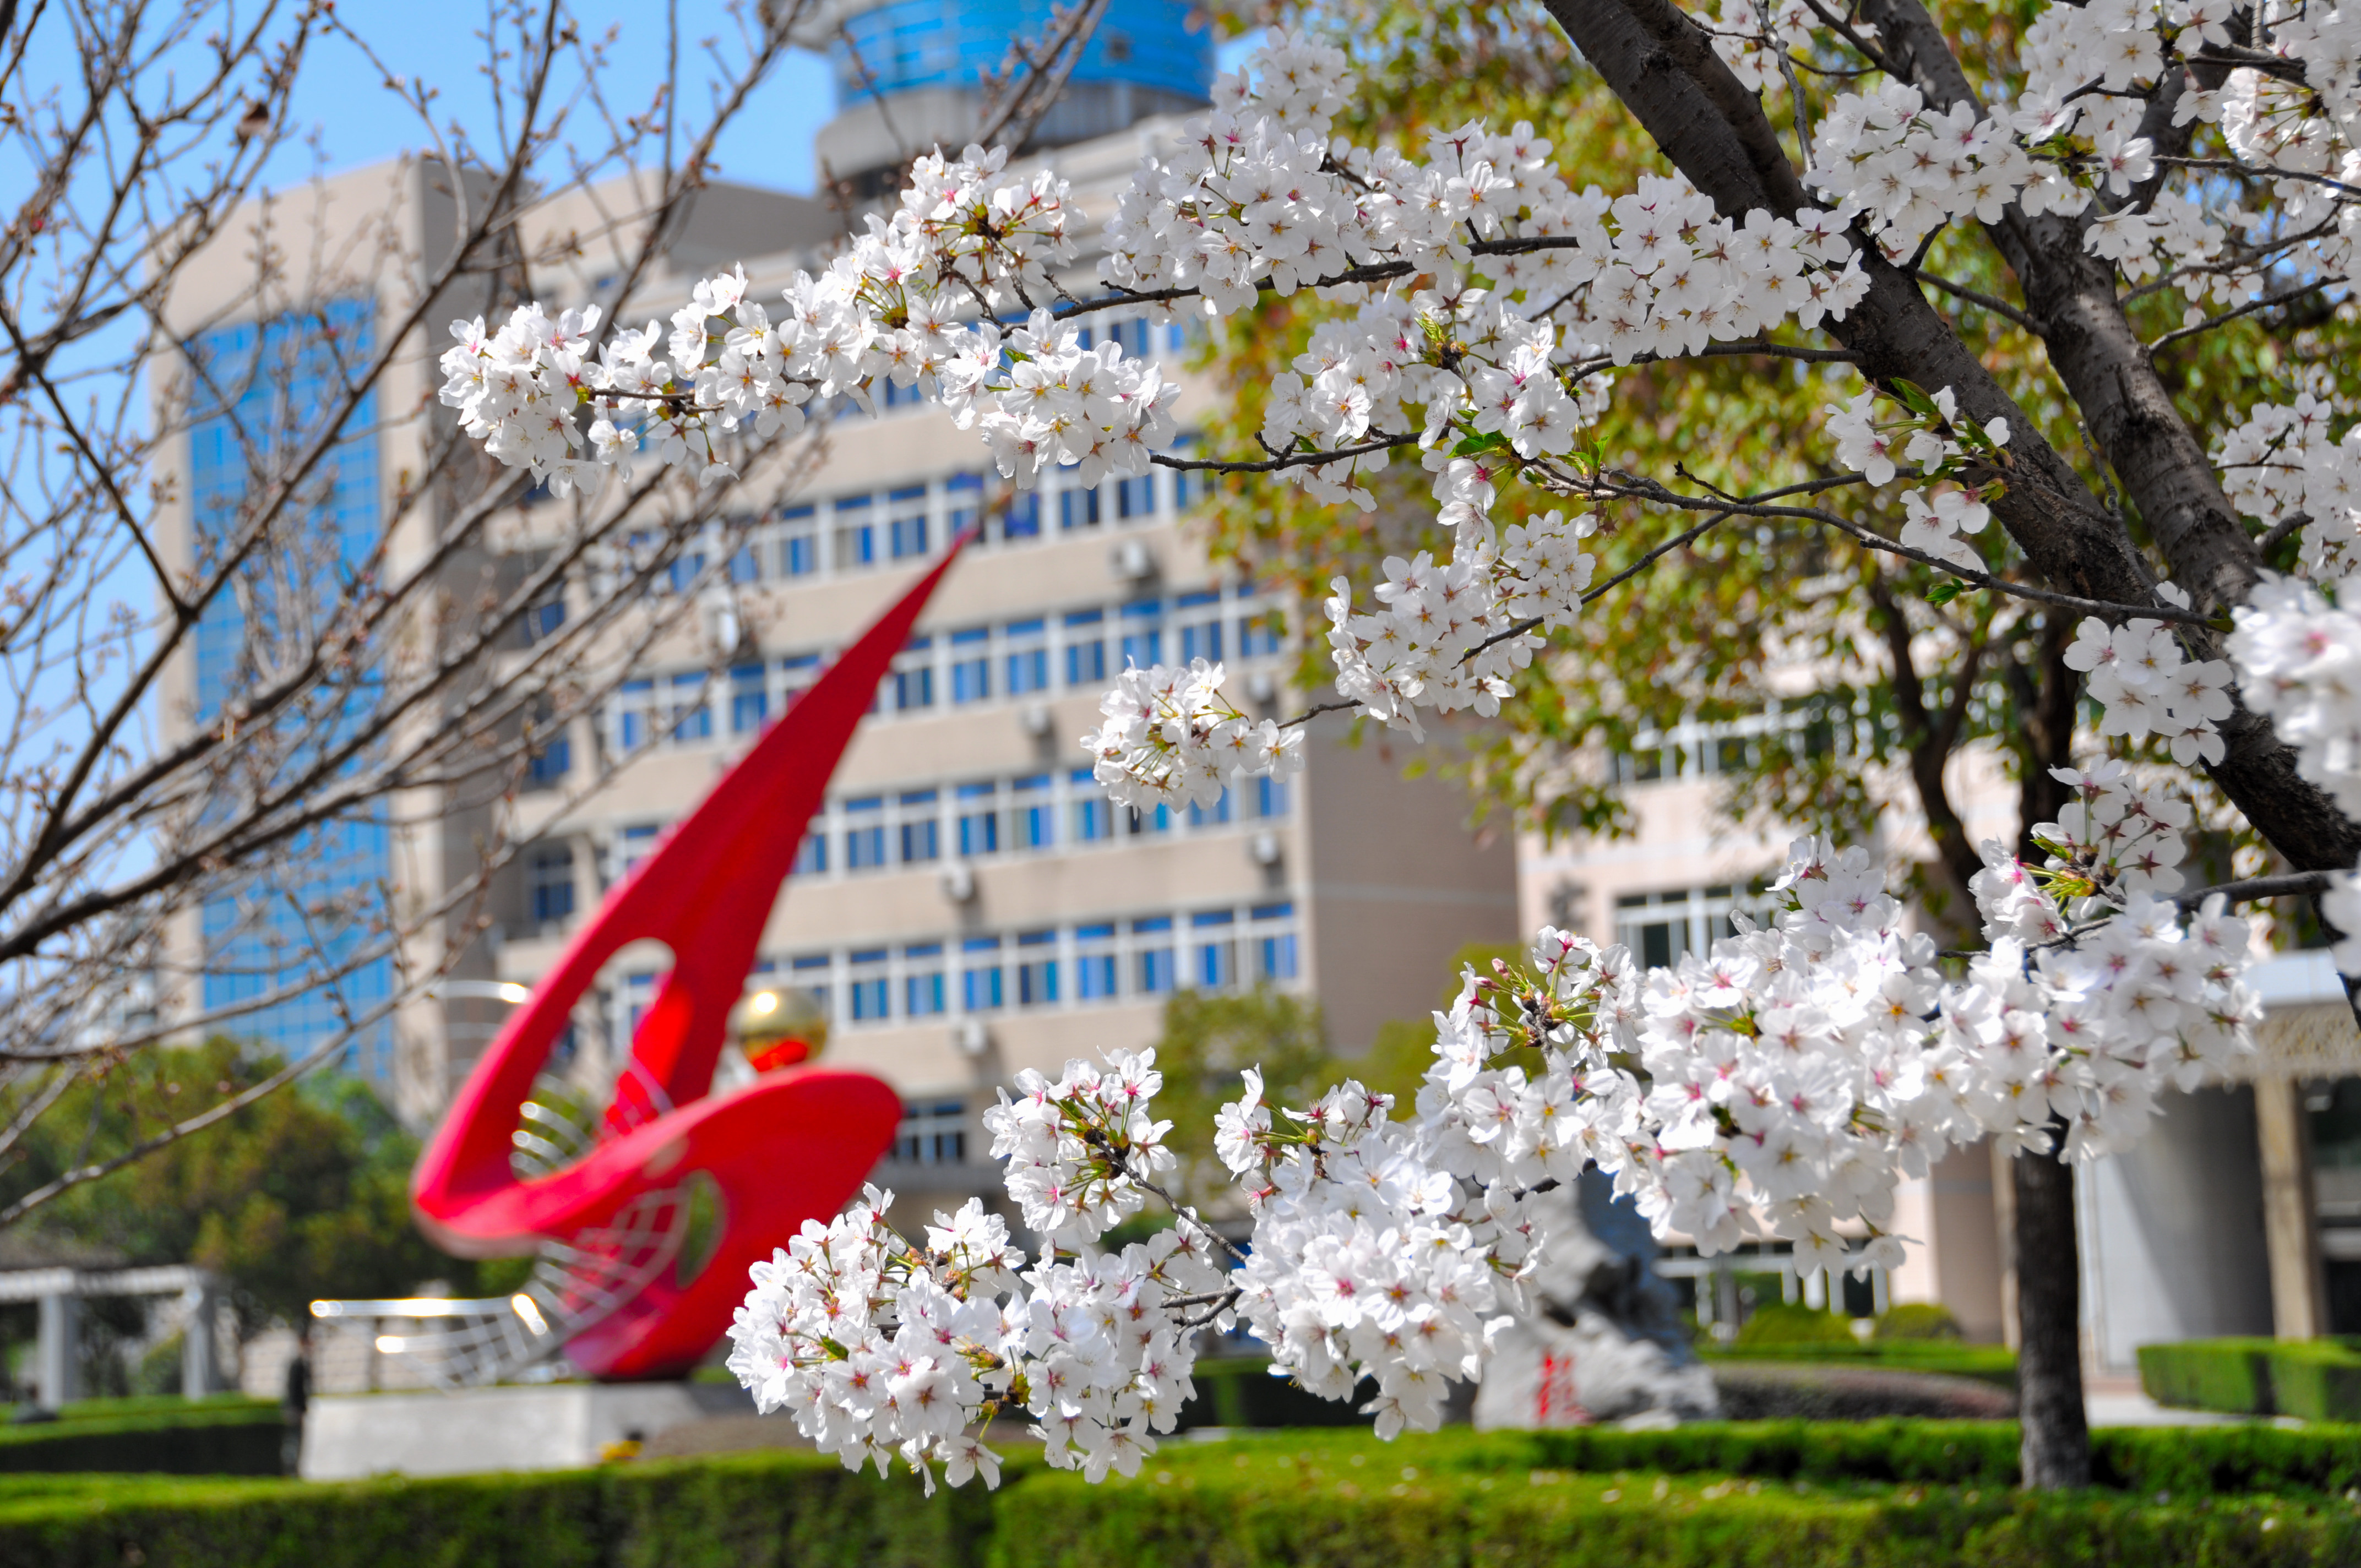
[2012,1139,2091,1488]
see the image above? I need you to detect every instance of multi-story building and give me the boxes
[157,3,1521,1230]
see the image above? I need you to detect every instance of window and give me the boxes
[1239,600,1284,658]
[526,728,570,786]
[793,816,828,875]
[1252,901,1298,982]
[1614,884,1766,968]
[950,627,991,704]
[1002,490,1041,542]
[1193,910,1237,990]
[848,950,890,1021]
[893,639,934,711]
[731,665,768,734]
[1071,768,1112,842]
[961,937,1004,1011]
[1075,924,1119,1001]
[665,551,706,595]
[1189,786,1233,829]
[888,486,929,559]
[529,846,575,924]
[900,790,940,863]
[524,598,567,643]
[904,943,946,1017]
[1116,472,1155,519]
[956,782,1000,857]
[1611,741,1669,785]
[833,497,875,570]
[1170,434,1203,509]
[1127,802,1171,836]
[1177,591,1223,663]
[946,472,984,541]
[1059,484,1100,531]
[1012,775,1054,851]
[1256,775,1291,819]
[781,505,819,578]
[1016,930,1059,1006]
[621,971,659,1041]
[668,672,710,742]
[1119,599,1162,671]
[791,952,830,1017]
[727,541,762,585]
[1005,618,1048,695]
[619,825,660,876]
[617,679,656,752]
[1064,610,1106,686]
[1135,916,1176,994]
[845,797,887,870]
[894,1099,966,1165]
[781,652,821,705]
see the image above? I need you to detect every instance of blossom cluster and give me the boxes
[726,808,2261,1491]
[2217,394,2361,580]
[2061,598,2233,766]
[1320,480,1599,739]
[438,145,1178,498]
[1823,384,2009,569]
[728,1054,1235,1491]
[1079,660,1305,814]
[2228,572,2361,818]
[1956,764,2261,1159]
[727,1184,1227,1488]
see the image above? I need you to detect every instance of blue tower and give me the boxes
[812,1,1214,191]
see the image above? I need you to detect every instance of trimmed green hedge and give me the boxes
[1702,1342,2019,1390]
[2139,1337,2361,1421]
[0,1397,284,1475]
[8,1429,2361,1568]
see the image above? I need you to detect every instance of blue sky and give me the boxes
[270,2,841,193]
[255,4,1254,195]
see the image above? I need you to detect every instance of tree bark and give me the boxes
[2012,1137,2091,1488]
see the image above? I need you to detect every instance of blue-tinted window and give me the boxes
[946,472,984,541]
[794,818,829,875]
[525,599,567,643]
[905,944,946,1017]
[1059,487,1100,531]
[950,627,990,704]
[731,665,768,734]
[1065,610,1106,686]
[1189,787,1233,829]
[1076,923,1118,1001]
[834,497,875,569]
[962,936,1004,1011]
[1258,775,1292,819]
[956,782,999,857]
[845,798,886,869]
[1135,917,1176,994]
[900,790,940,863]
[1005,618,1048,694]
[1012,775,1054,850]
[728,544,761,585]
[618,679,655,751]
[1116,473,1155,519]
[1017,930,1058,1006]
[529,846,575,924]
[670,672,710,742]
[1194,910,1236,989]
[782,505,819,578]
[1120,599,1162,671]
[1071,768,1112,841]
[1002,491,1041,541]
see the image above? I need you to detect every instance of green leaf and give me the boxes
[1452,429,1511,458]
[1926,579,1968,606]
[1889,378,1940,420]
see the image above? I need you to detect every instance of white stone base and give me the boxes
[300,1380,749,1479]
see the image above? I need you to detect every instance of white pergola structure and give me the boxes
[0,1265,224,1408]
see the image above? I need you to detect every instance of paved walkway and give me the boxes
[2085,1378,2267,1427]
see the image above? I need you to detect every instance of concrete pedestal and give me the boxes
[300,1380,751,1479]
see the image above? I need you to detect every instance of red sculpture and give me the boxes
[412,544,966,1380]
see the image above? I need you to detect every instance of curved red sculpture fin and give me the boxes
[413,540,968,1257]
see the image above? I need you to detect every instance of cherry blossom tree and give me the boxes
[449,3,2361,1491]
